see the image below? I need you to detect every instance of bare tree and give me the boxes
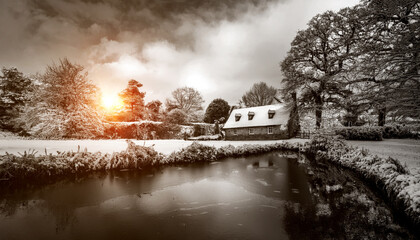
[26,58,104,138]
[165,87,204,114]
[281,8,360,128]
[352,0,420,124]
[240,82,278,107]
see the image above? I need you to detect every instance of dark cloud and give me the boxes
[0,0,359,106]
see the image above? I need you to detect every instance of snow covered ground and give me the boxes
[347,139,420,171]
[2,135,417,172]
[0,138,308,156]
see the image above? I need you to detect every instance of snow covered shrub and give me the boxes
[29,108,68,139]
[307,135,350,158]
[166,109,188,125]
[335,127,383,141]
[105,140,164,169]
[164,142,218,164]
[215,142,300,159]
[0,141,163,180]
[164,142,302,165]
[124,140,163,167]
[216,145,237,158]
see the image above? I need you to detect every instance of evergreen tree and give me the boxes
[0,67,33,132]
[119,79,146,121]
[203,98,230,123]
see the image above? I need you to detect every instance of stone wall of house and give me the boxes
[224,125,289,140]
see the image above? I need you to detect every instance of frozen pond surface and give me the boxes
[0,152,416,239]
[0,152,310,239]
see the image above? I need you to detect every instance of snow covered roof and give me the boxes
[223,104,290,129]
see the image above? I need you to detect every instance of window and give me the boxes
[268,127,273,134]
[235,113,241,121]
[233,129,238,135]
[268,110,275,119]
[249,128,254,135]
[248,111,255,120]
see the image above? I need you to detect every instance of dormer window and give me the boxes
[268,110,275,119]
[248,111,255,120]
[235,113,241,122]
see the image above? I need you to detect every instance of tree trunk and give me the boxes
[378,107,386,126]
[287,92,300,137]
[315,94,323,129]
[315,108,322,129]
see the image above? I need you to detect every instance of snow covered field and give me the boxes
[347,139,420,171]
[0,138,308,156]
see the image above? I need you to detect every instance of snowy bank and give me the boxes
[0,138,308,156]
[0,140,302,181]
[307,135,420,229]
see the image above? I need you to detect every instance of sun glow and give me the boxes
[101,94,123,111]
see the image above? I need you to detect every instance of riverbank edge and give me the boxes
[0,140,301,181]
[1,137,419,230]
[306,135,420,233]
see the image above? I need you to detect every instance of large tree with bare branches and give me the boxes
[352,0,420,124]
[281,8,361,128]
[240,82,278,107]
[24,58,104,138]
[165,87,204,122]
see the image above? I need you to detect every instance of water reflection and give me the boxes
[0,152,309,239]
[0,152,416,239]
[283,156,416,240]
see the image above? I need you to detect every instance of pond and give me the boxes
[0,152,416,239]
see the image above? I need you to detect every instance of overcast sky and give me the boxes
[0,0,359,107]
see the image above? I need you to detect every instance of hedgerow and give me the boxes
[335,127,383,141]
[383,125,420,139]
[335,125,420,141]
[103,122,183,139]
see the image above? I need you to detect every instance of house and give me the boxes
[222,104,292,140]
